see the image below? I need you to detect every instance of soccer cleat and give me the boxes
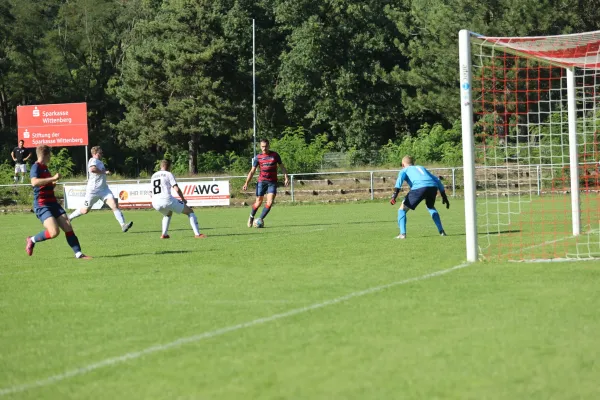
[25,237,35,256]
[440,230,447,236]
[195,234,207,239]
[121,221,134,232]
[160,234,170,239]
[247,217,254,228]
[395,234,406,239]
[77,254,93,259]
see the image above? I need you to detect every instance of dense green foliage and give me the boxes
[1,0,598,175]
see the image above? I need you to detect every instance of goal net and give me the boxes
[459,30,600,262]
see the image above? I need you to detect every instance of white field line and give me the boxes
[0,262,471,397]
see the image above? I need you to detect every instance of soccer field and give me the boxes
[1,201,599,399]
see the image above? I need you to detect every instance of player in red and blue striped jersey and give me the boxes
[390,155,450,239]
[26,145,91,259]
[242,139,289,228]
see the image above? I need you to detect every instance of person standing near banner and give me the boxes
[11,140,32,183]
[68,146,133,232]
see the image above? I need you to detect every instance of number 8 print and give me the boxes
[153,179,161,194]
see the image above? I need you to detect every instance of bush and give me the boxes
[0,161,15,184]
[153,152,188,176]
[270,127,334,174]
[197,151,227,173]
[379,121,462,167]
[226,151,252,175]
[48,148,75,178]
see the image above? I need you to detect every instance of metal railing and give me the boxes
[2,163,597,207]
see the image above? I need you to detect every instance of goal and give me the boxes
[459,30,600,262]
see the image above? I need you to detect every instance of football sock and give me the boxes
[259,204,272,219]
[189,213,200,236]
[250,205,259,218]
[162,216,171,235]
[69,210,82,220]
[33,230,52,243]
[428,208,444,233]
[13,176,17,183]
[397,209,407,235]
[65,230,82,254]
[113,210,125,225]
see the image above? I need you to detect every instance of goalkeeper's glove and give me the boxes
[390,188,400,205]
[441,192,450,209]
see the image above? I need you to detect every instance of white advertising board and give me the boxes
[64,181,230,209]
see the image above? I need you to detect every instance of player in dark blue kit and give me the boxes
[390,155,450,239]
[26,145,91,259]
[11,140,32,183]
[242,139,289,228]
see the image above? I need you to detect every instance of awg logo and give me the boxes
[183,184,220,195]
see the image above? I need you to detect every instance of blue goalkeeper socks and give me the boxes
[397,209,407,235]
[428,208,444,233]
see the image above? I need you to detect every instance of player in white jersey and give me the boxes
[151,159,205,239]
[68,146,133,232]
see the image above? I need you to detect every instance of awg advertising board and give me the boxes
[63,181,230,209]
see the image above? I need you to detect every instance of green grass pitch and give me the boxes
[1,201,599,399]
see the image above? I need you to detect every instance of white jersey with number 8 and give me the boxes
[150,170,185,215]
[151,171,177,199]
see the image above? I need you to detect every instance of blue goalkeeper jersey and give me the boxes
[395,165,445,192]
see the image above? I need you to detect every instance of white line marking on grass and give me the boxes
[205,299,299,304]
[0,261,471,397]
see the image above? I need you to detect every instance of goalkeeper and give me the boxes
[390,155,449,239]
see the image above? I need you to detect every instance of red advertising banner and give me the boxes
[17,103,88,147]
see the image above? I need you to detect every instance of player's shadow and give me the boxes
[203,232,260,238]
[128,227,222,234]
[424,229,521,238]
[100,250,193,258]
[268,220,389,229]
[485,229,522,235]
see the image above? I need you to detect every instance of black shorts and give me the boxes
[403,187,438,210]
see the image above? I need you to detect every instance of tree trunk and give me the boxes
[188,133,198,174]
[0,89,6,130]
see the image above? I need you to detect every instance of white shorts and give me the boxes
[84,187,115,208]
[15,164,27,173]
[152,197,185,216]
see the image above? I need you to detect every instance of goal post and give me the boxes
[459,30,478,262]
[459,29,600,262]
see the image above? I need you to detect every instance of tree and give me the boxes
[116,0,254,173]
[386,0,586,130]
[274,0,409,159]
